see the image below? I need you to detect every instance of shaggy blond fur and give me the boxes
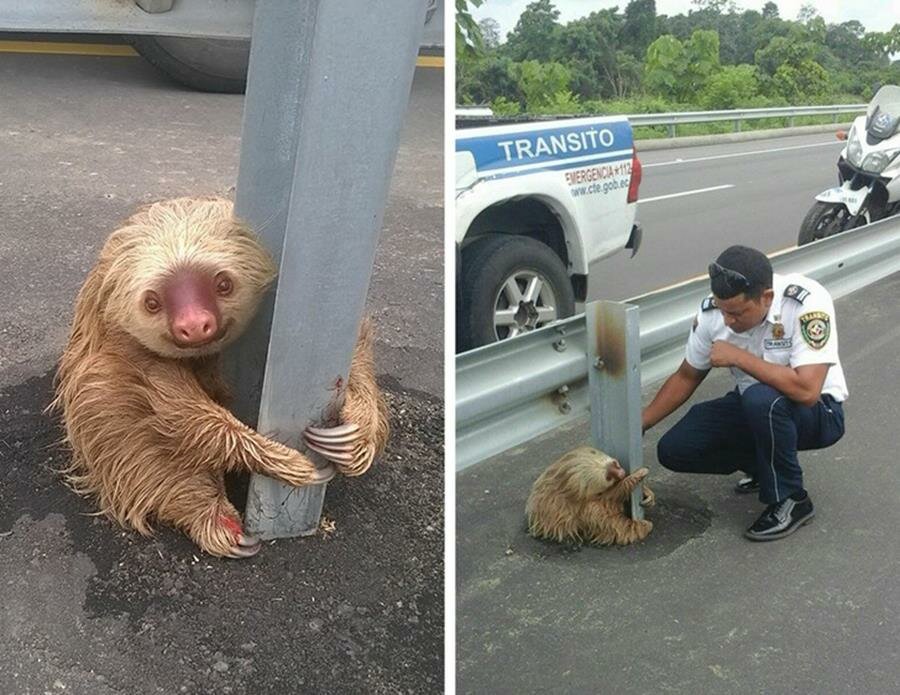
[526,446,655,546]
[51,196,389,558]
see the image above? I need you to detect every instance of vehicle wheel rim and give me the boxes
[816,205,848,238]
[492,270,558,341]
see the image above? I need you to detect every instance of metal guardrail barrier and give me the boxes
[456,216,900,471]
[456,103,866,136]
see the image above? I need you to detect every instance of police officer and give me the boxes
[641,245,847,541]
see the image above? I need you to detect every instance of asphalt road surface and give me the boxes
[0,50,443,694]
[458,272,900,693]
[590,132,846,301]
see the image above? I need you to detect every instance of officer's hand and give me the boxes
[710,340,742,368]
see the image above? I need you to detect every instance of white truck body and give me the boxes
[456,115,641,277]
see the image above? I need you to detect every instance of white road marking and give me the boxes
[643,140,841,168]
[641,184,734,203]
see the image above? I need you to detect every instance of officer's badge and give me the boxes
[784,284,810,303]
[799,311,830,349]
[772,322,785,339]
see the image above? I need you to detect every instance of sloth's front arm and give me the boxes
[610,467,650,502]
[146,363,334,487]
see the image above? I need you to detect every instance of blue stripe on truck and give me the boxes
[456,120,633,174]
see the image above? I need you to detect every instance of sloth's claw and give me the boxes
[310,462,337,484]
[226,541,262,559]
[237,532,260,547]
[305,441,357,464]
[305,423,360,439]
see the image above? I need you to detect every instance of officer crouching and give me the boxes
[642,245,847,541]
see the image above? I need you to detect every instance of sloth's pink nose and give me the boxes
[172,308,218,345]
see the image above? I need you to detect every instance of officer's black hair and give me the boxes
[710,245,773,301]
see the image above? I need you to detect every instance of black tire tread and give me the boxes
[458,234,575,352]
[131,36,248,94]
[799,200,845,246]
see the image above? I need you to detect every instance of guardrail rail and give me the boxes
[456,216,900,471]
[456,103,866,136]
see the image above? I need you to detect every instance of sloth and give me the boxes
[526,446,655,546]
[52,197,389,559]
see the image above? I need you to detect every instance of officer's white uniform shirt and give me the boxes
[685,272,849,402]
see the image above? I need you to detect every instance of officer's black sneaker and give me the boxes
[744,494,814,542]
[734,476,759,494]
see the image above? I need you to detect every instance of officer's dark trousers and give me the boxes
[656,383,845,504]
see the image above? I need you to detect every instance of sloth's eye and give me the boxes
[215,273,233,296]
[144,292,162,314]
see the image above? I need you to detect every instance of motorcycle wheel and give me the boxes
[798,201,856,246]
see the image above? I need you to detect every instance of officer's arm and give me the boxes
[728,352,828,408]
[641,360,708,433]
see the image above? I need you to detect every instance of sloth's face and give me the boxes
[102,198,277,359]
[137,266,240,358]
[604,459,625,483]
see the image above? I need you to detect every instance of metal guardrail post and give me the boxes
[734,119,741,133]
[586,301,644,520]
[224,0,426,539]
[668,124,676,138]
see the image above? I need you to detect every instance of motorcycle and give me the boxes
[799,85,900,245]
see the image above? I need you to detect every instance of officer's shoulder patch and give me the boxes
[701,296,717,312]
[784,284,810,303]
[799,311,830,350]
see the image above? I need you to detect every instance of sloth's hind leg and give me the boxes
[157,470,261,559]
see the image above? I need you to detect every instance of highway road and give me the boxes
[458,131,900,692]
[0,48,443,695]
[590,132,846,302]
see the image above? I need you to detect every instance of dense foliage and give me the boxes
[457,0,900,115]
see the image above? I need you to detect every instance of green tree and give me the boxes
[772,59,829,99]
[796,4,818,25]
[644,34,685,99]
[504,0,561,63]
[699,64,760,108]
[755,30,817,76]
[456,0,484,61]
[761,2,779,19]
[691,0,736,13]
[555,9,634,98]
[457,55,519,105]
[620,0,658,59]
[512,60,572,111]
[478,17,502,49]
[646,30,720,101]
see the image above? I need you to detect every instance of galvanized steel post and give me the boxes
[225,0,427,539]
[586,301,644,520]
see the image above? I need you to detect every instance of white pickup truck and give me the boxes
[455,115,643,351]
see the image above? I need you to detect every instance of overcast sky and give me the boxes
[472,0,898,39]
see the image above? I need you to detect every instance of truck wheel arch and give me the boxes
[461,195,586,283]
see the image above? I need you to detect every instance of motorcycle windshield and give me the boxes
[866,86,900,139]
[867,85,900,119]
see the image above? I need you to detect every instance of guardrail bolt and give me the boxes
[554,385,571,414]
[553,327,567,352]
[593,357,605,370]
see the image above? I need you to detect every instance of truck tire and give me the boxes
[458,234,575,352]
[131,36,249,94]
